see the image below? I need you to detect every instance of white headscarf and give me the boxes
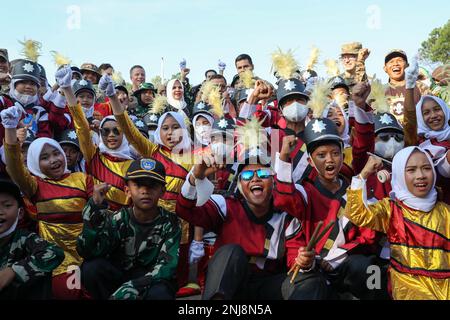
[99,116,133,160]
[193,113,214,146]
[27,138,71,179]
[154,111,192,153]
[166,79,187,110]
[416,95,450,142]
[322,102,350,147]
[390,146,437,212]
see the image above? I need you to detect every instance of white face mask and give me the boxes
[14,90,38,106]
[375,138,404,160]
[0,210,19,239]
[282,102,309,122]
[195,125,212,145]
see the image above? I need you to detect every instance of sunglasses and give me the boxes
[100,127,121,137]
[378,132,403,142]
[239,169,272,181]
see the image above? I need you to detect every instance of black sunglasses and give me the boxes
[100,127,121,137]
[378,132,403,142]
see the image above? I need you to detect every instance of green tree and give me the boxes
[420,20,450,64]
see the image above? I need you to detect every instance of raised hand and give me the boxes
[218,60,226,71]
[98,74,116,97]
[360,155,383,180]
[405,56,419,90]
[0,103,24,129]
[280,135,297,162]
[55,65,73,88]
[351,82,371,108]
[92,183,111,206]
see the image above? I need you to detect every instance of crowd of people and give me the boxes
[0,40,449,300]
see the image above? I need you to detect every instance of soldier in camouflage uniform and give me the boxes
[339,42,369,93]
[77,158,181,300]
[0,179,64,299]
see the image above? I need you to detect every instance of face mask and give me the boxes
[211,142,233,161]
[0,210,19,239]
[195,125,212,145]
[375,138,404,160]
[14,90,38,106]
[282,102,309,122]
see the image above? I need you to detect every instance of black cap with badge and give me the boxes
[10,59,41,86]
[56,129,80,149]
[276,78,309,108]
[73,79,96,97]
[303,118,343,154]
[125,158,166,185]
[374,112,403,134]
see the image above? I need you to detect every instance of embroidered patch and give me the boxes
[141,159,156,171]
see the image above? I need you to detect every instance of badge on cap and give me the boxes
[141,159,156,171]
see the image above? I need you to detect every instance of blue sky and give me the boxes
[1,0,448,85]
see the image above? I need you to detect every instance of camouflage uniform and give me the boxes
[0,229,64,299]
[77,199,181,300]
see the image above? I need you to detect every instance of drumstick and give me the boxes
[288,221,323,282]
[366,152,392,165]
[312,220,335,249]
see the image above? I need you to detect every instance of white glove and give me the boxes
[179,58,187,71]
[405,56,419,89]
[189,240,205,264]
[0,103,24,129]
[218,60,226,71]
[55,65,73,88]
[98,74,116,97]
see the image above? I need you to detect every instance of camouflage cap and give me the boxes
[341,42,362,56]
[0,48,8,61]
[80,63,101,76]
[384,49,408,64]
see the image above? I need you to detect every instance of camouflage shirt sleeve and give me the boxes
[77,198,120,259]
[10,231,65,284]
[110,217,181,300]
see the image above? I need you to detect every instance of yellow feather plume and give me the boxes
[200,81,215,103]
[112,71,125,85]
[50,51,71,67]
[335,93,349,108]
[239,70,255,89]
[368,79,390,114]
[150,95,168,114]
[236,116,267,151]
[306,46,320,71]
[183,113,192,128]
[208,86,224,118]
[271,48,299,80]
[324,59,341,77]
[19,39,42,62]
[307,80,333,118]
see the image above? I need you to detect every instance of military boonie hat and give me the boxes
[0,49,8,61]
[133,82,156,97]
[341,42,362,56]
[80,63,101,77]
[125,158,166,185]
[384,49,408,64]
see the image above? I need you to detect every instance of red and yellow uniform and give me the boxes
[69,103,132,210]
[345,178,450,300]
[4,142,93,277]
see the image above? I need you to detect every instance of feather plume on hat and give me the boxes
[200,81,215,103]
[239,69,255,89]
[306,46,320,71]
[368,79,390,114]
[236,116,268,152]
[208,85,224,119]
[111,71,125,85]
[324,59,341,77]
[271,48,299,80]
[307,80,333,118]
[150,95,168,114]
[19,39,42,62]
[50,51,71,67]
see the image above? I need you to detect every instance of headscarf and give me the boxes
[154,111,192,153]
[416,95,450,142]
[193,113,214,146]
[27,138,70,179]
[98,116,133,160]
[322,102,350,147]
[166,79,187,110]
[390,146,437,212]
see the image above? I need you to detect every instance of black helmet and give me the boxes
[303,118,343,153]
[276,78,309,108]
[10,59,41,86]
[374,112,403,135]
[56,129,80,149]
[73,79,96,97]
